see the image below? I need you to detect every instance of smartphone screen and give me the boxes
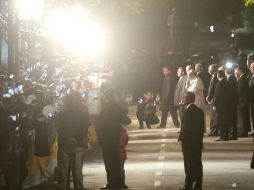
[9,115,17,121]
[3,93,11,98]
[8,88,15,96]
[48,112,53,118]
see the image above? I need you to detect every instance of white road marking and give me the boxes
[160,149,166,154]
[155,171,163,176]
[158,156,165,161]
[154,180,161,187]
[157,162,164,168]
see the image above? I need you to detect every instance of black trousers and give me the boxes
[219,124,229,140]
[182,145,203,190]
[251,151,254,169]
[102,146,123,187]
[250,101,254,131]
[136,111,150,128]
[178,106,185,125]
[210,105,218,134]
[229,105,238,138]
[237,106,251,136]
[160,109,180,128]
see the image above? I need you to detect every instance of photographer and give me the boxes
[56,91,91,190]
[0,86,11,189]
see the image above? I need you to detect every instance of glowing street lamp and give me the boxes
[209,25,215,33]
[45,9,106,59]
[16,0,44,20]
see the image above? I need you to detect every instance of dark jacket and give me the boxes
[57,107,91,151]
[160,75,176,111]
[227,74,238,107]
[178,104,205,149]
[137,98,157,117]
[0,102,10,152]
[98,101,124,148]
[249,73,254,103]
[174,75,187,106]
[213,78,231,126]
[237,74,250,108]
[207,74,218,102]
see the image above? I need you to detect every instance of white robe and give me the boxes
[187,76,206,111]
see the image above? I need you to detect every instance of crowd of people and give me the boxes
[0,64,130,190]
[0,51,254,190]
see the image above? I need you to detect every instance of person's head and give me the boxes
[177,67,185,78]
[144,91,153,101]
[250,62,254,74]
[247,53,254,69]
[182,91,195,106]
[208,64,217,76]
[187,69,196,79]
[163,66,171,76]
[195,63,203,74]
[235,65,245,78]
[186,65,194,74]
[217,69,226,81]
[64,91,82,110]
[103,88,117,104]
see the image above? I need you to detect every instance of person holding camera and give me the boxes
[136,91,159,129]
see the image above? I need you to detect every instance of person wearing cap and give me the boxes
[186,69,206,112]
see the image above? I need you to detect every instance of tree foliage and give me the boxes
[244,0,254,6]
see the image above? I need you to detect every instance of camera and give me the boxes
[9,115,17,121]
[3,93,11,98]
[48,112,54,118]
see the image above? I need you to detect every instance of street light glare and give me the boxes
[209,25,215,33]
[16,0,44,20]
[46,10,106,59]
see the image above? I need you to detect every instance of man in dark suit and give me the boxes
[248,62,254,169]
[97,89,125,189]
[235,66,251,137]
[206,64,218,136]
[213,70,231,141]
[174,67,188,123]
[159,66,180,128]
[225,67,239,140]
[178,92,205,190]
[247,55,254,135]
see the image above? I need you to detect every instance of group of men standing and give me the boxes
[159,56,254,190]
[160,57,254,141]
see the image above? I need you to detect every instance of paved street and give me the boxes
[28,113,254,190]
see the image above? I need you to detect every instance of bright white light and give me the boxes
[226,62,233,69]
[210,25,215,33]
[45,10,106,59]
[231,33,235,38]
[16,0,44,20]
